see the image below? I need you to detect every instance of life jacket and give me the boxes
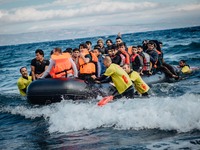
[50,53,72,78]
[119,53,126,66]
[79,49,98,75]
[120,50,130,64]
[131,53,139,62]
[142,52,151,71]
[128,46,132,55]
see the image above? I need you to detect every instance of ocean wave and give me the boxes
[1,93,200,133]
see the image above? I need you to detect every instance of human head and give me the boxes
[86,41,92,50]
[72,48,80,57]
[20,67,28,78]
[53,47,62,55]
[79,43,88,52]
[122,64,131,74]
[106,39,113,46]
[147,41,156,50]
[137,45,143,53]
[63,48,73,55]
[93,46,101,57]
[158,41,163,48]
[35,49,44,61]
[97,38,104,48]
[118,42,126,51]
[116,37,123,45]
[103,56,112,68]
[179,60,186,67]
[132,46,138,54]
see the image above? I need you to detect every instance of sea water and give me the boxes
[0,26,200,149]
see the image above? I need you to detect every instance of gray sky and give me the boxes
[0,0,200,35]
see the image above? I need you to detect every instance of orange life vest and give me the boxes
[128,46,132,55]
[50,53,73,78]
[120,49,130,65]
[131,54,139,62]
[79,49,98,74]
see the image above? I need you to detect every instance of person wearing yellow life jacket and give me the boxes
[92,56,134,100]
[122,64,150,96]
[17,67,32,96]
[40,47,78,78]
[178,60,191,74]
[78,43,99,81]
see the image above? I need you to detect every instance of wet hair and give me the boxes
[86,41,92,45]
[63,48,73,53]
[35,49,44,57]
[79,43,88,49]
[19,66,27,73]
[180,60,186,63]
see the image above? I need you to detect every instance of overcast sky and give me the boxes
[0,0,200,35]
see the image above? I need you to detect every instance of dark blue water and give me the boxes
[0,26,200,149]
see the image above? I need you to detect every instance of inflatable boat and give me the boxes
[27,71,167,105]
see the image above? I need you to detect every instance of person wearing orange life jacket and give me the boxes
[118,42,130,65]
[78,43,99,80]
[40,47,78,78]
[137,45,151,75]
[130,46,143,73]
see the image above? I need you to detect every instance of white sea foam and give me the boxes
[1,93,200,133]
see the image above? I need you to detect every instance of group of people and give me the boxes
[17,33,191,100]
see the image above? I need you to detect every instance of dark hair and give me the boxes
[19,66,27,73]
[54,47,62,53]
[79,43,88,49]
[147,41,156,48]
[93,45,100,52]
[63,47,73,53]
[86,41,92,45]
[132,46,137,49]
[35,49,44,56]
[116,37,122,40]
[180,60,186,63]
[118,42,125,47]
[111,44,117,49]
[137,45,143,49]
[106,39,113,44]
[73,48,80,52]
